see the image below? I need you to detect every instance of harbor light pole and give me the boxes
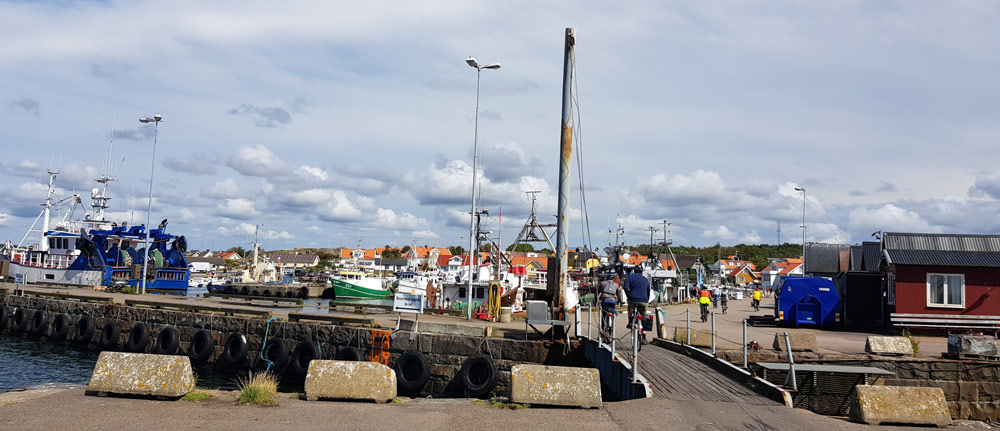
[139,114,162,294]
[465,56,500,320]
[794,187,806,276]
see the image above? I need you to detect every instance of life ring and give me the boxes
[75,315,96,343]
[50,314,71,341]
[289,341,321,375]
[258,338,289,371]
[99,322,121,350]
[188,330,215,362]
[220,333,248,365]
[29,310,49,337]
[335,346,363,361]
[11,308,28,333]
[394,351,430,395]
[0,306,10,332]
[459,355,498,398]
[152,326,180,355]
[126,323,150,353]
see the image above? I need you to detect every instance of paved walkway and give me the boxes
[638,344,775,404]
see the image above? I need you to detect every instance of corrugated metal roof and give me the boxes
[805,243,850,273]
[849,246,863,271]
[883,232,1000,252]
[885,250,1000,267]
[862,241,881,272]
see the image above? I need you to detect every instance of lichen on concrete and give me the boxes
[87,352,194,398]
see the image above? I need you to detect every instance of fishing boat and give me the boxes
[328,270,392,299]
[393,271,441,296]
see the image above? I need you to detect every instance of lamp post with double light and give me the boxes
[139,114,162,294]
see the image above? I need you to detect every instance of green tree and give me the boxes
[506,243,535,252]
[480,244,493,252]
[449,246,465,256]
[227,246,248,257]
[382,248,402,259]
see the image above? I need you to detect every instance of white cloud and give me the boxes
[215,198,261,220]
[848,204,936,234]
[739,231,762,244]
[307,225,322,233]
[227,145,286,177]
[0,210,11,226]
[412,230,439,239]
[295,165,328,181]
[202,178,245,199]
[373,208,428,231]
[704,225,736,240]
[178,208,195,222]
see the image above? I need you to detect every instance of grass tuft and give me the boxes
[236,372,279,406]
[901,330,920,355]
[182,390,212,402]
[490,401,526,410]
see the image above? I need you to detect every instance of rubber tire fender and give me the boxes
[11,308,29,333]
[75,315,96,343]
[0,306,9,332]
[126,323,150,353]
[188,329,215,362]
[459,355,498,398]
[262,289,272,297]
[260,338,289,371]
[29,310,49,337]
[335,346,363,361]
[220,333,248,365]
[99,322,121,350]
[297,288,308,299]
[224,286,234,294]
[290,341,321,375]
[50,314,71,341]
[152,326,180,355]
[394,351,430,395]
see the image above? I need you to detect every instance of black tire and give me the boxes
[284,291,294,298]
[188,330,215,362]
[220,333,248,365]
[260,338,289,371]
[335,346,363,361]
[75,315,96,343]
[11,308,29,333]
[126,323,150,353]
[262,289,272,297]
[240,286,250,295]
[224,286,234,294]
[297,288,308,299]
[394,351,430,395]
[50,314,71,341]
[29,310,49,337]
[251,290,260,297]
[99,322,121,350]
[459,355,498,398]
[290,341,321,375]
[0,306,9,332]
[152,326,180,355]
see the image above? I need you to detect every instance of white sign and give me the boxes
[15,273,24,284]
[393,293,424,314]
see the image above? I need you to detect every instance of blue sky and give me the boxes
[1,1,999,252]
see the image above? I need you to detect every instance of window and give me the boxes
[926,273,964,308]
[458,287,467,298]
[474,287,485,299]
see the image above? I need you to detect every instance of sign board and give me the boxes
[15,273,24,284]
[393,293,424,314]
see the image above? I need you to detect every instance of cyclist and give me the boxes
[752,286,762,312]
[720,287,729,314]
[698,285,711,323]
[599,276,623,332]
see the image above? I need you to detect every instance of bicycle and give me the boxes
[721,299,728,315]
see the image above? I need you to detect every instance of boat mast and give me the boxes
[554,27,575,319]
[39,169,58,252]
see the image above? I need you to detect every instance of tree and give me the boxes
[480,243,493,253]
[506,243,535,252]
[382,248,402,259]
[227,246,248,257]
[401,245,412,254]
[449,246,465,256]
[538,248,553,255]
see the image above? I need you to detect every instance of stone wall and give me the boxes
[1,295,567,398]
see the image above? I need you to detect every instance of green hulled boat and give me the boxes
[330,270,393,298]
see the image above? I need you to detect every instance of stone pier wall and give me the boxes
[1,295,567,398]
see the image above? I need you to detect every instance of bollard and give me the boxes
[685,308,691,346]
[783,332,797,391]
[711,312,716,356]
[742,319,748,368]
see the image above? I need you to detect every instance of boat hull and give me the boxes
[330,279,392,299]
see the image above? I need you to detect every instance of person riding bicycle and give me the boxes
[624,267,650,333]
[752,286,762,311]
[599,276,623,330]
[712,285,721,308]
[698,285,711,322]
[720,287,729,313]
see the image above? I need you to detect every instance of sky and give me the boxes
[1,1,999,254]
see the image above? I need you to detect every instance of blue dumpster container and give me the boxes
[774,277,841,329]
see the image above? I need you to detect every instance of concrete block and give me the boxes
[399,319,487,338]
[772,333,818,352]
[672,327,712,347]
[947,335,998,355]
[87,352,194,398]
[510,364,601,408]
[849,385,951,427]
[865,336,914,356]
[304,360,396,403]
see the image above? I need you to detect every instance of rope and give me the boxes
[259,317,278,371]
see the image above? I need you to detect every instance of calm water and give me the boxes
[0,334,99,393]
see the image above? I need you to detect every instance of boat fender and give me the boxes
[459,355,498,398]
[240,286,250,296]
[224,286,234,295]
[99,322,121,350]
[50,314,71,341]
[188,329,215,362]
[394,351,430,395]
[290,341,322,375]
[285,291,295,298]
[221,333,249,365]
[0,306,10,332]
[251,289,260,297]
[297,288,308,299]
[152,326,180,355]
[75,315,96,343]
[126,323,151,353]
[262,289,272,297]
[335,346,363,361]
[259,338,289,371]
[29,310,49,337]
[11,308,29,333]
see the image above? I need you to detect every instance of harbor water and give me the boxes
[0,334,99,393]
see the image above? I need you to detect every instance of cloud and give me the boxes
[9,97,39,116]
[227,145,286,177]
[316,190,364,222]
[969,172,1000,199]
[226,104,292,128]
[704,225,736,240]
[372,208,428,231]
[178,208,195,222]
[412,230,439,239]
[215,198,261,220]
[875,181,897,193]
[112,125,156,141]
[294,165,328,181]
[848,190,865,197]
[202,178,245,199]
[0,210,11,226]
[307,225,322,233]
[162,154,219,175]
[2,160,46,180]
[739,231,762,244]
[848,204,936,234]
[479,143,544,183]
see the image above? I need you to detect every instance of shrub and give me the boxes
[236,372,278,406]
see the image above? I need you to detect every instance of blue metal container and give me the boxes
[775,277,841,328]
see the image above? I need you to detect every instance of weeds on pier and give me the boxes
[182,390,212,402]
[236,372,278,406]
[901,330,920,355]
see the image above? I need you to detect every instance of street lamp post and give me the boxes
[139,114,162,294]
[794,187,806,275]
[465,56,500,320]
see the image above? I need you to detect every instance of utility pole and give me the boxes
[648,226,658,261]
[553,27,575,320]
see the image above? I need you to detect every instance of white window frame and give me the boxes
[926,273,965,309]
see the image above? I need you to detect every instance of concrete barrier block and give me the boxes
[510,364,601,408]
[304,360,396,403]
[865,336,914,356]
[849,385,951,427]
[87,352,194,398]
[772,333,818,352]
[947,335,998,355]
[673,327,712,347]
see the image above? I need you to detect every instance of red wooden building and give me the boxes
[882,233,1000,333]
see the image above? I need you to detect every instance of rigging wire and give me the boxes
[570,51,594,256]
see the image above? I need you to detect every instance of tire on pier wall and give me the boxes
[126,323,150,353]
[75,316,96,343]
[256,338,289,371]
[28,310,49,337]
[11,308,29,333]
[395,351,430,396]
[0,306,10,332]
[459,355,498,398]
[187,329,215,362]
[99,322,121,350]
[50,314,71,342]
[335,346,363,361]
[290,341,321,375]
[152,326,180,355]
[220,333,248,365]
